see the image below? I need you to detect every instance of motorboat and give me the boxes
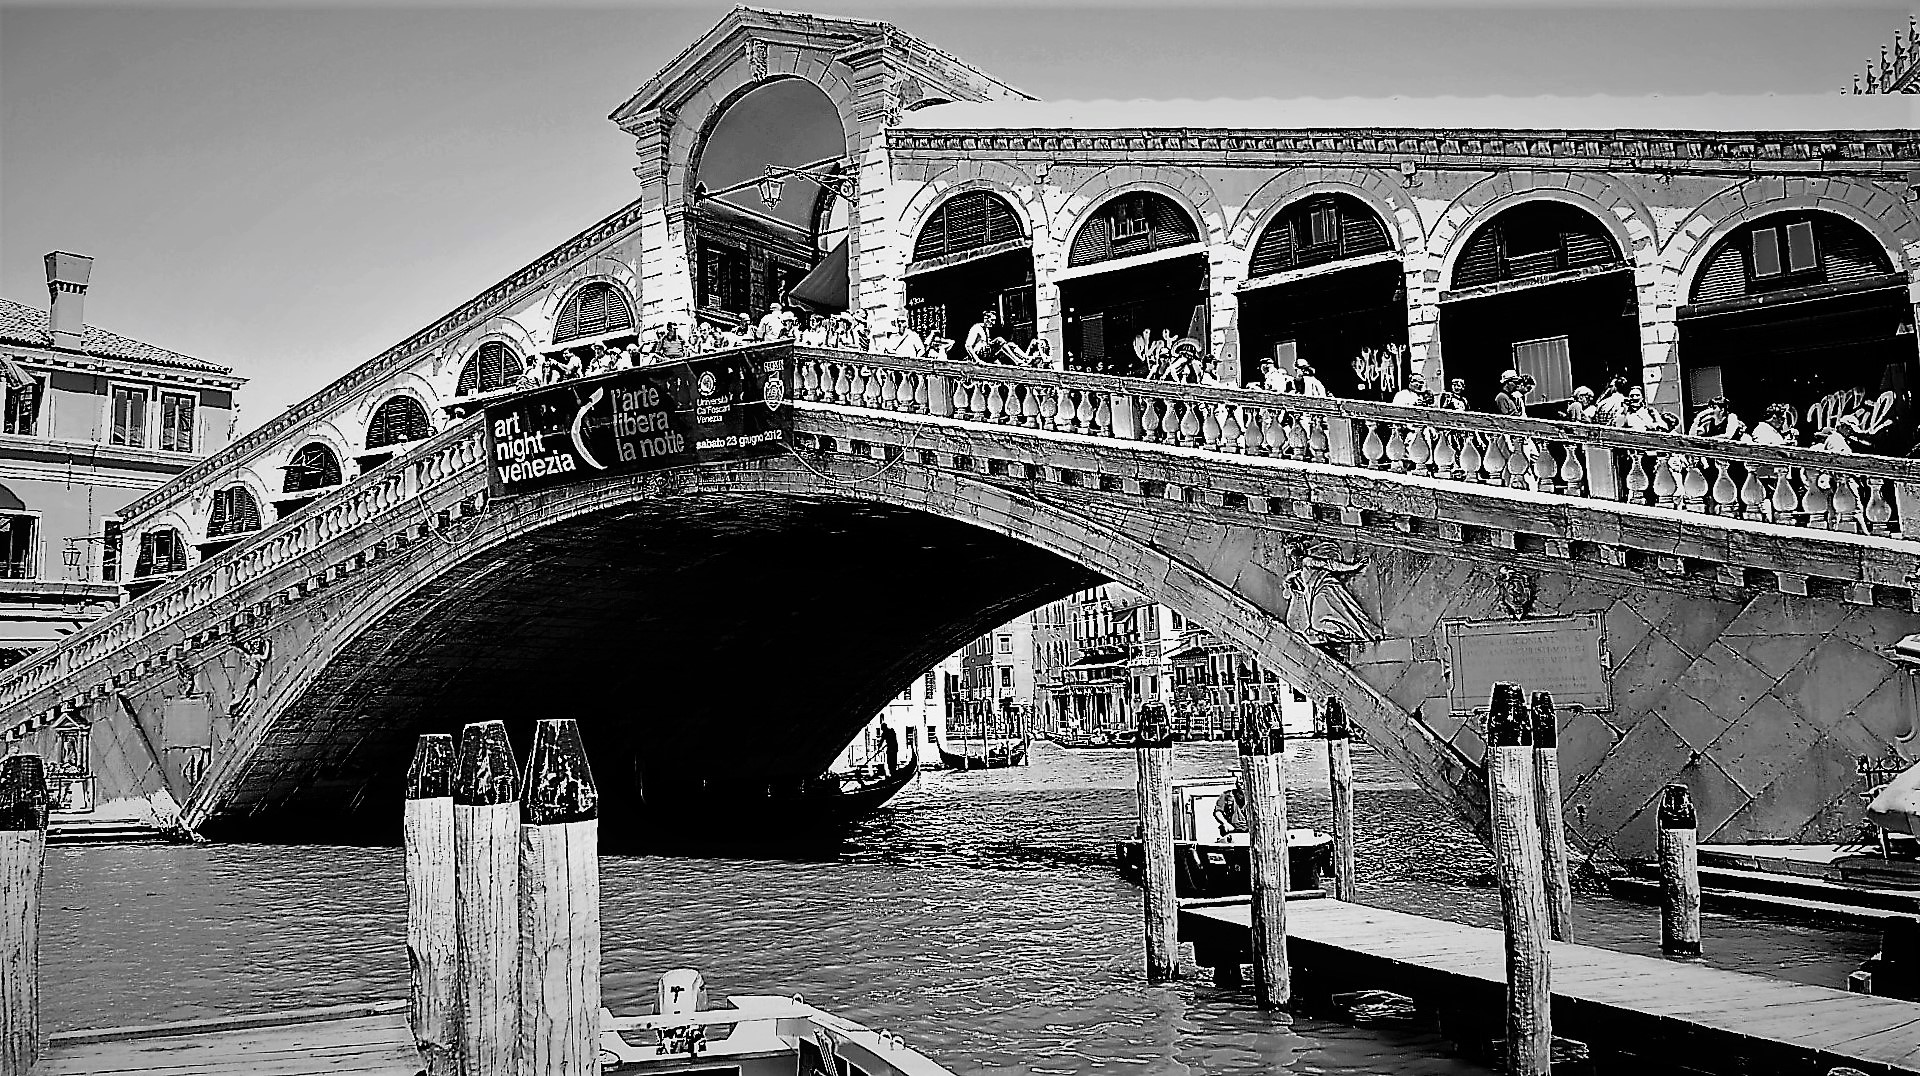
[1115,776,1335,898]
[602,969,957,1075]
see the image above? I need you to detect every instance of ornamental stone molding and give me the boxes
[1051,165,1228,247]
[1661,174,1920,292]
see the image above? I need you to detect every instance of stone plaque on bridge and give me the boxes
[485,348,791,496]
[1440,612,1608,713]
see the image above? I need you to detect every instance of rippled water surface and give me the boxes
[41,741,1880,1073]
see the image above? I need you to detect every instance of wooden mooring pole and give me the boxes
[1136,702,1180,982]
[0,754,48,1076]
[403,734,459,1076]
[453,720,520,1076]
[1240,707,1291,1008]
[1323,698,1356,901]
[519,719,601,1076]
[1486,683,1552,1076]
[1531,692,1574,943]
[1659,784,1702,958]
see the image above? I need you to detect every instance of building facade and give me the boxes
[833,652,960,771]
[954,614,1035,741]
[0,252,243,811]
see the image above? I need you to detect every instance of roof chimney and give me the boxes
[43,251,93,352]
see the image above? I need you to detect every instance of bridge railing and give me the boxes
[789,347,1920,541]
[0,419,488,717]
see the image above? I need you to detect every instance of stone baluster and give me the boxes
[1038,388,1059,431]
[1531,441,1558,492]
[1220,407,1243,454]
[1360,420,1387,469]
[1306,418,1330,463]
[986,383,1008,424]
[1055,387,1076,433]
[970,382,992,421]
[1284,414,1310,459]
[854,366,875,408]
[1239,408,1263,455]
[1709,462,1740,516]
[1801,471,1832,529]
[1432,428,1458,479]
[1201,404,1223,450]
[1384,424,1410,473]
[1557,443,1587,498]
[1076,391,1098,434]
[1506,439,1533,489]
[1483,435,1509,484]
[1180,402,1204,448]
[1679,459,1711,513]
[1458,434,1484,482]
[834,364,854,404]
[1405,426,1433,476]
[1737,468,1768,521]
[1021,386,1043,428]
[913,375,930,414]
[1160,399,1183,443]
[1866,480,1896,536]
[1651,456,1680,509]
[1624,452,1652,504]
[1832,476,1863,534]
[1094,394,1114,437]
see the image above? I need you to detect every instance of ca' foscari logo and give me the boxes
[698,371,718,397]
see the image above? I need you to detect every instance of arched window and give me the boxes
[1449,202,1622,290]
[282,443,343,494]
[1689,211,1896,305]
[134,527,187,577]
[456,342,523,397]
[366,396,433,450]
[1068,192,1200,268]
[207,486,261,538]
[913,192,1026,263]
[1248,194,1393,278]
[553,282,634,344]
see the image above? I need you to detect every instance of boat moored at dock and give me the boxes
[602,969,960,1076]
[1116,777,1334,897]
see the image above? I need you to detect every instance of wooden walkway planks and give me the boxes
[39,999,424,1076]
[1181,898,1920,1075]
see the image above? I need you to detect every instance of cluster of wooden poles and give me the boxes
[1131,684,1706,1076]
[403,718,604,1076]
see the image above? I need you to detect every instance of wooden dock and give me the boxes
[1181,897,1920,1075]
[39,999,424,1075]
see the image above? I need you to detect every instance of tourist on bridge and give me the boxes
[1749,403,1799,446]
[1592,376,1630,425]
[888,316,926,359]
[965,309,1007,364]
[557,349,585,381]
[1611,386,1666,432]
[585,342,617,377]
[522,352,554,387]
[757,301,791,342]
[1437,377,1469,411]
[1294,360,1329,397]
[1259,358,1290,392]
[1391,375,1430,407]
[1688,396,1748,440]
[1566,386,1598,422]
[1493,370,1529,417]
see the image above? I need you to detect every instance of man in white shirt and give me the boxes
[888,316,926,359]
[1391,375,1428,407]
[757,301,789,342]
[1295,360,1329,396]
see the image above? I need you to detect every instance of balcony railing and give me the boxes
[788,346,1920,544]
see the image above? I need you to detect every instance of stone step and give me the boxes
[47,816,169,845]
[1606,875,1907,928]
[1626,861,1920,914]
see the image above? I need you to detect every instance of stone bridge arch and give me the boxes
[176,446,1485,841]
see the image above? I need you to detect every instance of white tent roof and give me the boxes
[897,95,1920,134]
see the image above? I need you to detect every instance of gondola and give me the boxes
[797,754,918,821]
[937,736,1029,770]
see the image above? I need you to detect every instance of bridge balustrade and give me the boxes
[787,347,1920,541]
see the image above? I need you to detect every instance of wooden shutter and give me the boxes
[1148,195,1199,249]
[285,443,343,492]
[1452,226,1503,289]
[1248,218,1295,278]
[368,397,430,449]
[1820,217,1893,284]
[913,192,1025,262]
[210,486,261,537]
[1690,243,1749,303]
[554,282,633,343]
[1069,218,1110,267]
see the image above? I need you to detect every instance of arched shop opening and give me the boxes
[1440,201,1637,413]
[905,191,1035,361]
[274,442,343,520]
[1679,211,1916,451]
[688,79,848,328]
[1237,193,1407,397]
[1059,192,1208,377]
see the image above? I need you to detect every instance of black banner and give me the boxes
[484,349,791,496]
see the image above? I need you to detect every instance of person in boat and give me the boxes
[880,722,901,774]
[1213,786,1248,838]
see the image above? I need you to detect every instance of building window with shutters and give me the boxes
[159,392,196,453]
[135,527,187,578]
[207,486,262,538]
[366,396,433,450]
[101,519,122,583]
[553,281,634,345]
[924,671,936,699]
[110,385,149,448]
[456,342,523,398]
[282,442,343,494]
[698,244,752,317]
[905,191,1037,362]
[1061,191,1209,377]
[1238,194,1405,392]
[0,515,35,579]
[3,375,44,437]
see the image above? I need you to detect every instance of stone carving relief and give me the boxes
[747,39,768,81]
[1497,565,1539,618]
[227,637,273,725]
[1282,540,1378,645]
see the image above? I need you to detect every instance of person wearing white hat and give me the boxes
[1494,369,1527,417]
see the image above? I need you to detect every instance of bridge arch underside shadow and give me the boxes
[189,452,1486,845]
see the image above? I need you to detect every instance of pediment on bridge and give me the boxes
[608,6,1028,132]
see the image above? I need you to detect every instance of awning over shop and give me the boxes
[788,238,848,313]
[1066,655,1125,670]
[1162,642,1211,662]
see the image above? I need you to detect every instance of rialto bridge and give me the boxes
[6,9,1920,858]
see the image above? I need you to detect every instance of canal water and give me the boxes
[41,740,1879,1074]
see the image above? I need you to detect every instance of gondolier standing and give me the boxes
[881,722,901,775]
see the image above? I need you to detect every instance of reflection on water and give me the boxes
[38,741,1877,1074]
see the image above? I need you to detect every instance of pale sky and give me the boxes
[2,1,1913,432]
